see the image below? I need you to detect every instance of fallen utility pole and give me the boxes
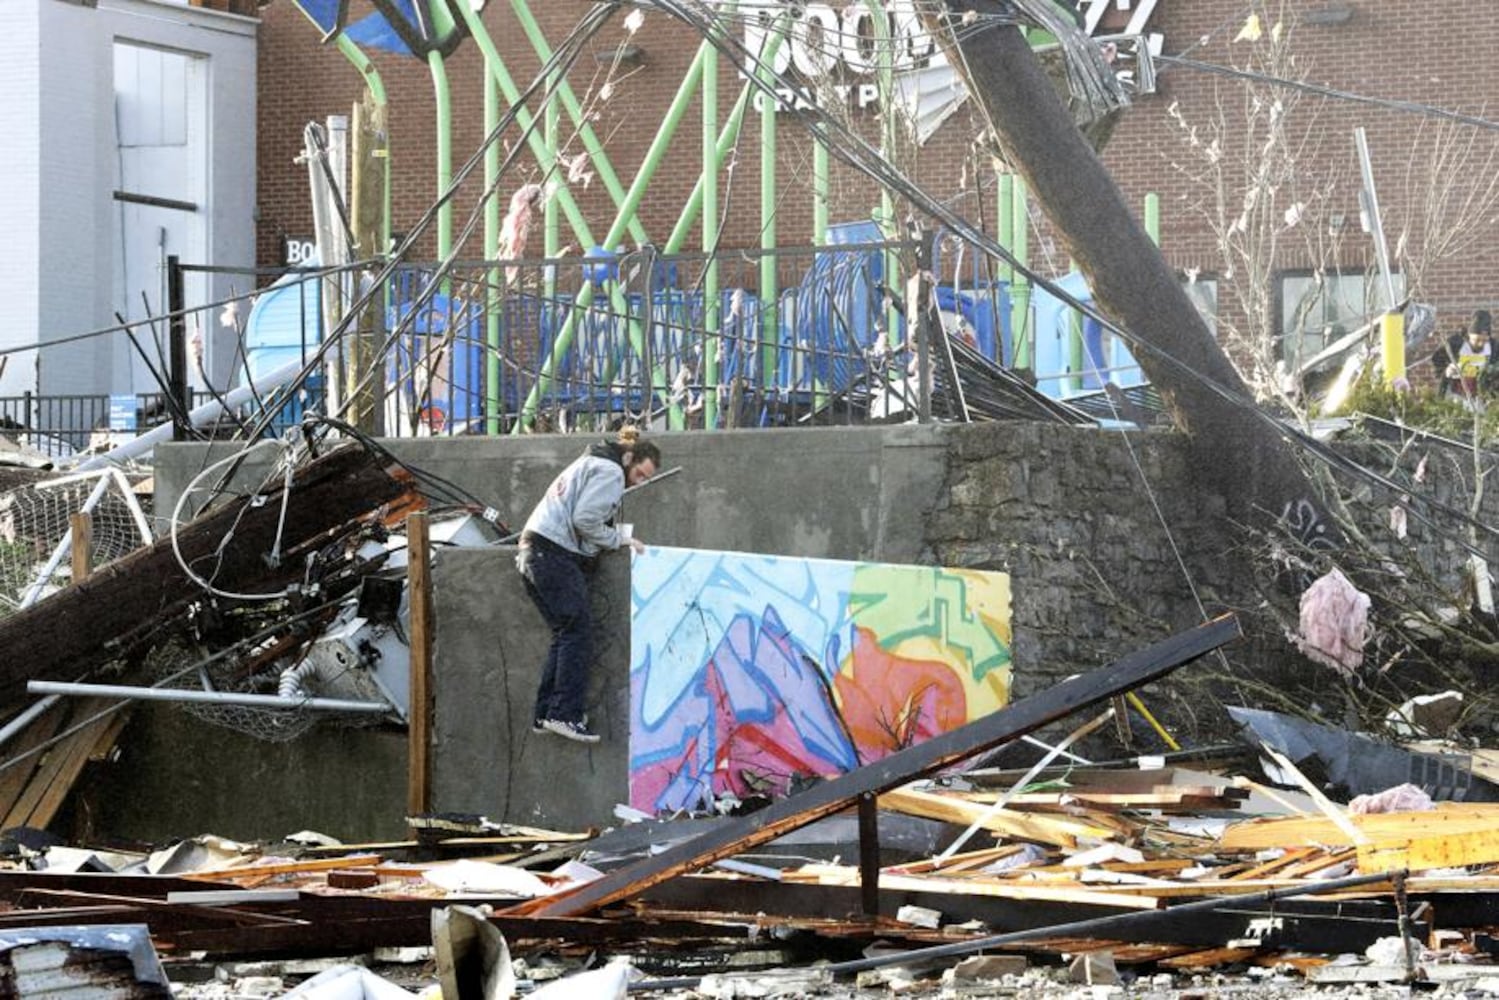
[0,443,418,704]
[923,4,1334,542]
[529,613,1240,917]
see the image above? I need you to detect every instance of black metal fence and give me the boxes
[0,391,221,459]
[3,235,1041,455]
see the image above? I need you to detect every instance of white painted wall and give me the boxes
[0,0,255,404]
[0,4,43,398]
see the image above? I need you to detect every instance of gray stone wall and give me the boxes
[926,423,1243,699]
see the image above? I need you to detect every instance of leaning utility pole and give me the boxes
[928,2,1331,541]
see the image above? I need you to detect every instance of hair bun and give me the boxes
[617,425,640,445]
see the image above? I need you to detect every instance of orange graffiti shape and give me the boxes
[833,625,969,762]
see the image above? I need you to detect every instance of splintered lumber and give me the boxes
[1,697,125,831]
[177,855,385,882]
[0,443,418,701]
[1222,805,1499,851]
[1358,826,1499,873]
[887,844,1029,875]
[1158,946,1264,969]
[878,786,1119,847]
[782,864,1163,909]
[1257,743,1365,845]
[991,787,1246,811]
[527,615,1240,917]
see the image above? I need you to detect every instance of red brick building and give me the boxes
[255,1,1499,378]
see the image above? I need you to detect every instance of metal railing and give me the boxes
[7,236,1063,453]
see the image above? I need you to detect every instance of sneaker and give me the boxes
[540,718,601,744]
[532,712,584,735]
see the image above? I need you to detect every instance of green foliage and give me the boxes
[1334,378,1499,442]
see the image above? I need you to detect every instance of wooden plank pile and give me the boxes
[6,614,1499,991]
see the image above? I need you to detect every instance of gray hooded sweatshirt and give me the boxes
[521,441,627,557]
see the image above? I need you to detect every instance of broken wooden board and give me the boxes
[1358,826,1499,873]
[1221,805,1499,851]
[527,615,1240,917]
[877,786,1121,847]
[0,696,128,832]
[782,865,1162,909]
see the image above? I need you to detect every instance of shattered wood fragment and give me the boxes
[2,697,124,831]
[990,787,1246,810]
[877,786,1119,847]
[529,615,1240,918]
[781,865,1163,909]
[1158,946,1265,969]
[1358,826,1499,873]
[326,870,381,890]
[1221,805,1499,850]
[177,855,384,881]
[886,844,1029,875]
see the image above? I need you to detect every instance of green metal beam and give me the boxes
[1010,175,1031,371]
[451,0,598,250]
[759,39,778,392]
[703,18,721,430]
[508,0,650,248]
[484,66,503,434]
[514,48,710,431]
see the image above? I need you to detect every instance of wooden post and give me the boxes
[406,511,432,828]
[69,512,92,584]
[908,231,934,424]
[349,94,388,435]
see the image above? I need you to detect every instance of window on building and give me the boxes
[1181,271,1218,337]
[1277,269,1403,371]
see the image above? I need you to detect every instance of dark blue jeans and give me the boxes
[517,536,591,725]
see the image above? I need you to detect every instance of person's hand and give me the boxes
[629,537,647,555]
[1447,363,1460,378]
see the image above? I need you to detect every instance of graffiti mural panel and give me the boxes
[630,546,1012,814]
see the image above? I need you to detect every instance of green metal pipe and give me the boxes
[1144,192,1160,245]
[545,68,561,260]
[813,141,829,247]
[759,47,778,392]
[870,0,899,348]
[997,169,1015,365]
[1010,175,1032,371]
[451,0,598,250]
[335,34,386,104]
[664,20,789,253]
[427,48,453,260]
[515,48,709,432]
[703,25,721,430]
[508,0,650,247]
